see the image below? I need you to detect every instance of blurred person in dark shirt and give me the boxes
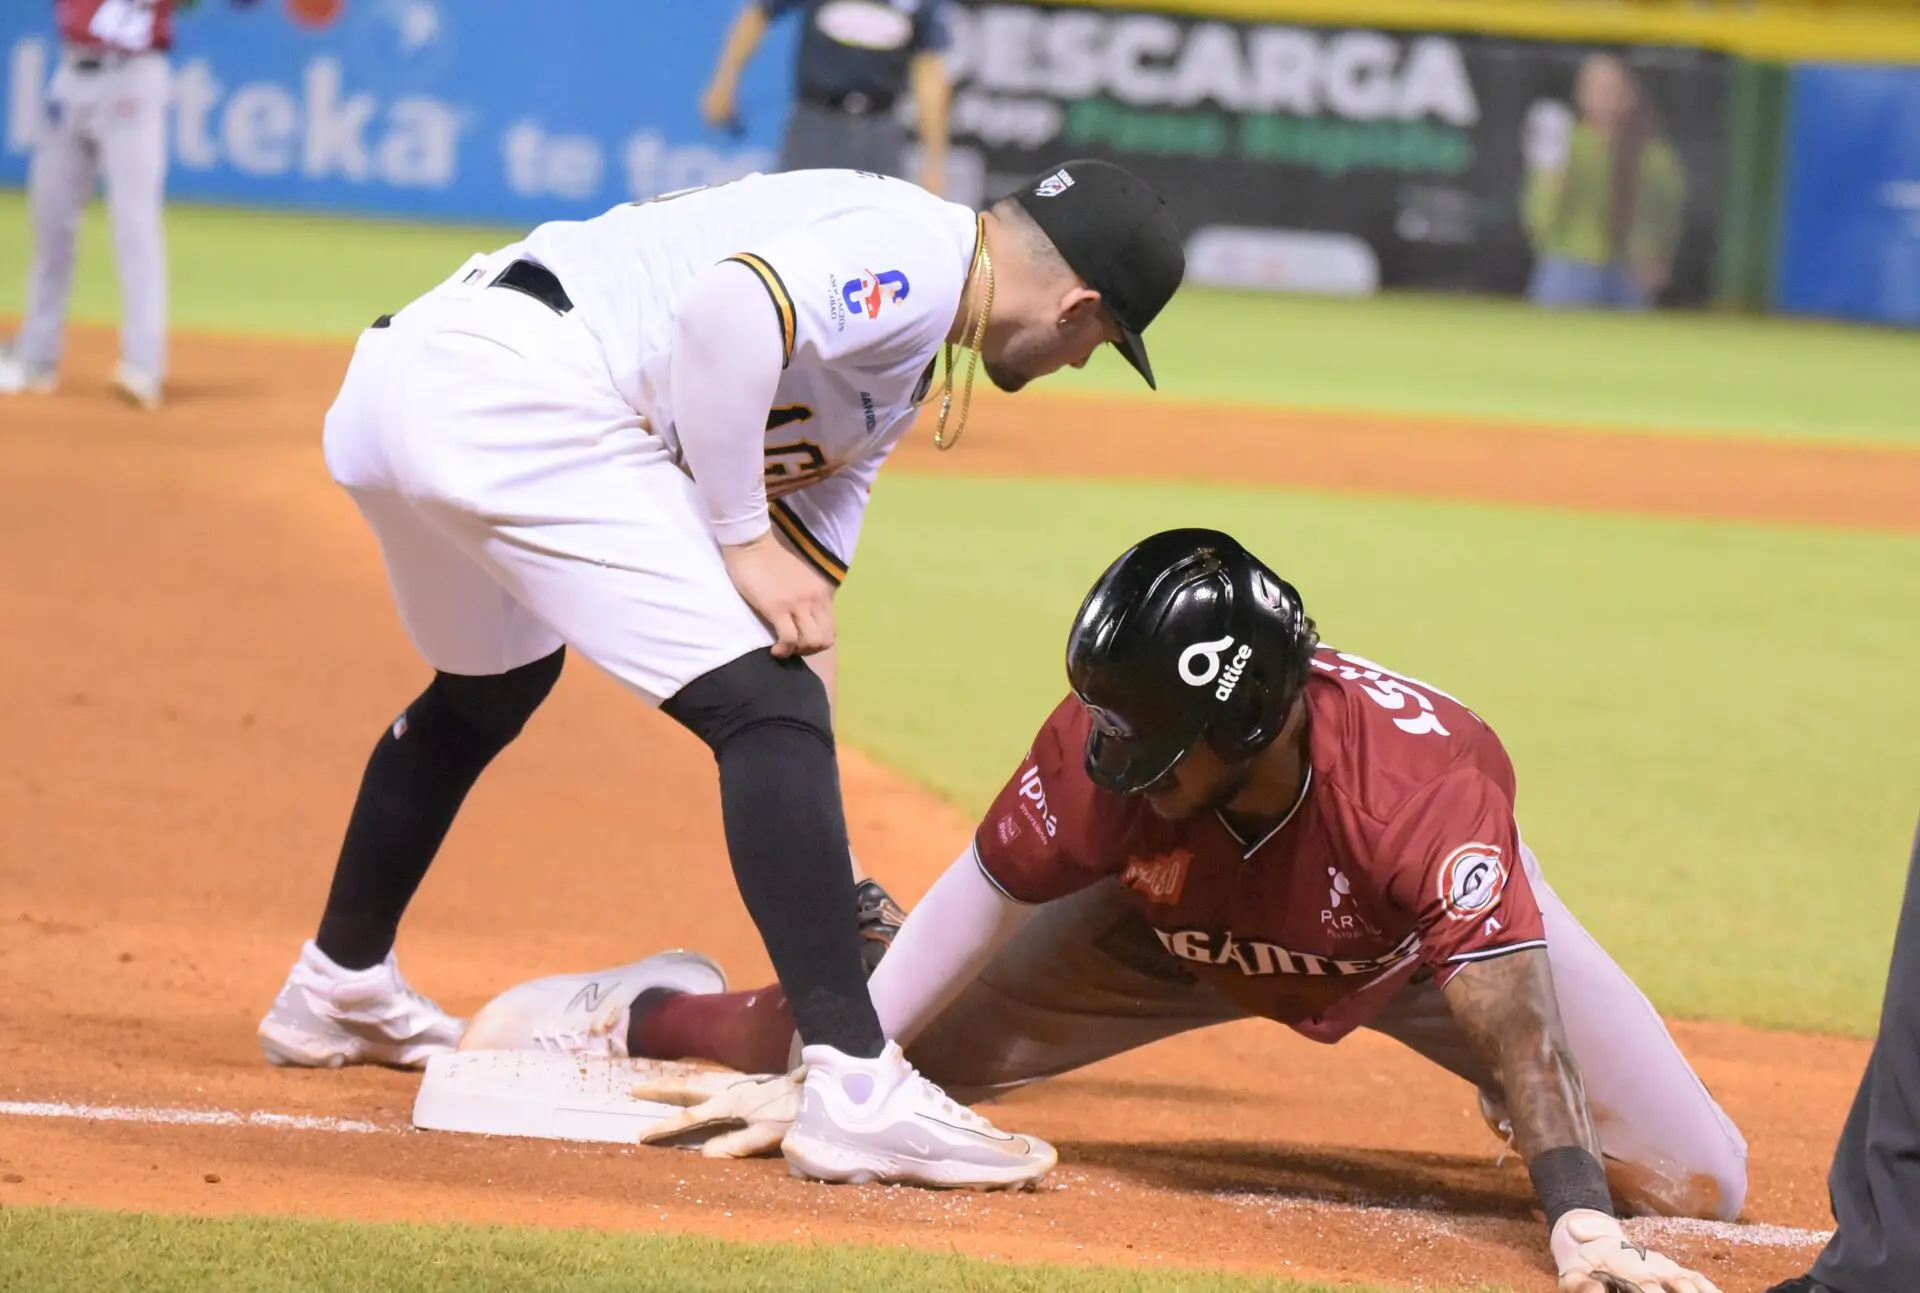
[700,0,952,195]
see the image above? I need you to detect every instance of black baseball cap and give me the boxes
[1006,159,1185,390]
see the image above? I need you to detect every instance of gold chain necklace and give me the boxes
[932,225,993,452]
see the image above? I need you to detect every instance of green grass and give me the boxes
[1052,286,1920,446]
[836,475,1920,1037]
[0,192,520,339]
[3,191,1915,445]
[0,1208,1447,1293]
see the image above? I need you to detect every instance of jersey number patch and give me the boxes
[764,421,833,498]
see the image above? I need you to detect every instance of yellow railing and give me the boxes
[1039,0,1920,60]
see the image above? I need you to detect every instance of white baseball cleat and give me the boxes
[456,951,728,1057]
[110,360,162,410]
[782,1041,1057,1190]
[257,940,466,1069]
[0,351,56,395]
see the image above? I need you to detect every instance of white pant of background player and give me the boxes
[323,246,773,698]
[9,45,169,402]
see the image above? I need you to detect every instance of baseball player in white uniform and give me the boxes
[255,161,1186,1189]
[1,0,177,409]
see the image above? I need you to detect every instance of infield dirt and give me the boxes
[1,328,1902,1290]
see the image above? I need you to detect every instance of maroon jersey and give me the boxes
[58,0,174,52]
[976,646,1546,1043]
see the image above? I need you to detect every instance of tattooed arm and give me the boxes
[1439,946,1598,1160]
[1442,949,1722,1293]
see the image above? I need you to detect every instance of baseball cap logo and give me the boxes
[1033,168,1074,198]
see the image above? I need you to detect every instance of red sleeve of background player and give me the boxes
[1376,768,1547,986]
[971,696,1127,904]
[59,0,175,52]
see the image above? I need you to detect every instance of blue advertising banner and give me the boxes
[1775,64,1920,326]
[1,0,798,222]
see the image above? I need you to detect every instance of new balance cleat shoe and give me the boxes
[257,940,465,1069]
[457,951,727,1056]
[782,1040,1056,1190]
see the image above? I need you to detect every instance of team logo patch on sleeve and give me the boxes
[1437,844,1506,921]
[843,269,910,318]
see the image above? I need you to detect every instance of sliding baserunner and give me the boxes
[464,530,1745,1287]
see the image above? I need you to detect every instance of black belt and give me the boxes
[489,259,573,314]
[803,89,896,116]
[367,259,572,331]
[69,48,153,73]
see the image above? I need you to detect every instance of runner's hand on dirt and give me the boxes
[1552,1209,1722,1293]
[720,532,834,658]
[634,1069,800,1159]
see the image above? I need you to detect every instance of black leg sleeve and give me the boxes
[1814,816,1920,1293]
[314,649,563,970]
[664,649,883,1059]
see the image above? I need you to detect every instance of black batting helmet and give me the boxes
[1066,529,1317,795]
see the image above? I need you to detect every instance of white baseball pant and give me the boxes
[15,46,170,378]
[321,248,774,701]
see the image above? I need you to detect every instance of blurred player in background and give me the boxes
[1,0,182,409]
[700,0,952,196]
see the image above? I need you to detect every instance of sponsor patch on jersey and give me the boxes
[843,269,910,319]
[827,276,849,333]
[1121,849,1194,905]
[1437,843,1507,921]
[1015,763,1058,840]
[1034,168,1074,198]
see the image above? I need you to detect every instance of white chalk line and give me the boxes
[1215,1189,1832,1250]
[0,1100,1838,1251]
[0,1099,388,1134]
[1630,1215,1833,1250]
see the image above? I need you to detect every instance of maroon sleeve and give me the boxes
[1376,768,1546,986]
[972,696,1125,904]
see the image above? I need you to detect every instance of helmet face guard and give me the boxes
[1082,699,1201,795]
[1066,530,1315,796]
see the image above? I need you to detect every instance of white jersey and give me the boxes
[521,170,979,584]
